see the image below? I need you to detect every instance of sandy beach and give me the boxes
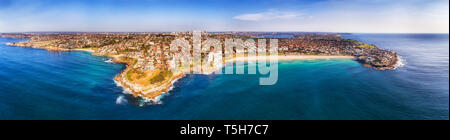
[227,55,355,63]
[72,48,96,53]
[7,40,357,101]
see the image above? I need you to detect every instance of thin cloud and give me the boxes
[233,10,302,21]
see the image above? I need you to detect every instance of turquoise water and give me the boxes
[0,34,448,120]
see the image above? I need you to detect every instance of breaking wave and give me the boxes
[115,95,128,105]
[113,77,182,106]
[105,59,114,63]
[394,55,406,69]
[114,80,132,95]
[142,77,181,105]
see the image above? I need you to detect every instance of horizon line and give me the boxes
[1,31,449,34]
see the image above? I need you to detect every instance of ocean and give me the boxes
[0,34,448,120]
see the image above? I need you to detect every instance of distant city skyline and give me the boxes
[0,0,448,33]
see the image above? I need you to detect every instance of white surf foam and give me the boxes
[115,95,128,105]
[105,59,114,63]
[114,80,133,95]
[168,78,180,91]
[394,55,406,69]
[113,74,183,106]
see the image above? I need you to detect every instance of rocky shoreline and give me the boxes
[5,41,399,101]
[7,42,71,51]
[2,32,400,102]
[355,52,398,70]
[6,42,185,102]
[112,57,185,101]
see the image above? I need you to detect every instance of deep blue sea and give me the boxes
[0,34,448,120]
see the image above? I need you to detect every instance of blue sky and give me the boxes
[0,0,448,33]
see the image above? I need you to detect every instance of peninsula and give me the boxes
[0,32,398,102]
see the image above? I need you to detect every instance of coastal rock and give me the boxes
[2,32,400,102]
[356,51,398,69]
